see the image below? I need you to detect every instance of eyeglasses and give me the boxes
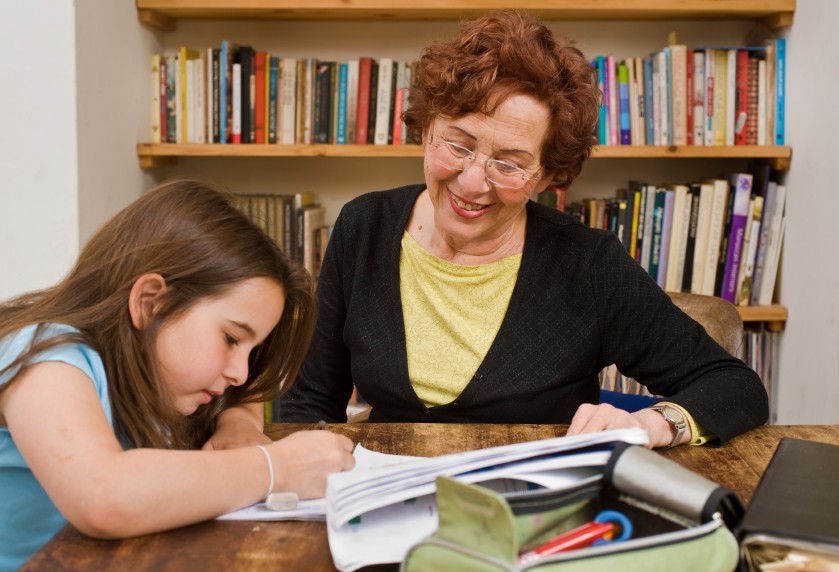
[429,134,541,190]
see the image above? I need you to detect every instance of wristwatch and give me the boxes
[649,403,687,449]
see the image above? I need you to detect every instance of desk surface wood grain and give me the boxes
[21,423,839,572]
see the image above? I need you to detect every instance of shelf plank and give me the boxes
[738,304,788,325]
[135,0,795,27]
[137,143,792,163]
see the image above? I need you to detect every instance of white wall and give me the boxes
[776,0,839,423]
[0,1,79,299]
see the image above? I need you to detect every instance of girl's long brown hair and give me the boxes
[0,179,315,449]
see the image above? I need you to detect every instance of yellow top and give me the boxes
[657,401,714,446]
[400,231,521,406]
[399,232,711,445]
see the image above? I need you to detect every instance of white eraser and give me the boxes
[266,492,299,511]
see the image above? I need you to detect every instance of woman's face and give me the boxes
[154,277,285,416]
[423,94,553,248]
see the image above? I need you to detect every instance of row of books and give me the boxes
[599,326,779,418]
[541,165,786,307]
[150,45,420,146]
[233,191,330,280]
[593,37,786,147]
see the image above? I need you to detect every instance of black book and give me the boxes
[387,62,399,144]
[314,61,334,144]
[237,45,254,143]
[367,61,379,144]
[739,438,839,570]
[681,184,702,292]
[713,180,736,297]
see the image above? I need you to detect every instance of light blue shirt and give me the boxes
[0,324,113,571]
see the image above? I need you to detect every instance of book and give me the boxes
[656,188,675,287]
[745,55,760,145]
[231,62,242,144]
[750,180,778,305]
[267,55,279,144]
[692,50,705,146]
[690,182,714,294]
[345,60,359,144]
[736,195,763,306]
[336,62,349,144]
[373,57,393,145]
[756,184,787,306]
[314,61,334,144]
[720,172,753,303]
[355,57,373,145]
[702,179,729,296]
[739,438,839,570]
[734,49,749,145]
[724,48,737,146]
[643,57,655,146]
[280,57,297,144]
[669,43,688,146]
[618,61,631,145]
[367,60,379,144]
[254,50,266,144]
[607,54,618,146]
[238,46,254,143]
[665,184,690,291]
[681,184,703,292]
[151,55,161,144]
[301,205,326,278]
[775,38,786,145]
[704,48,715,146]
[634,57,646,145]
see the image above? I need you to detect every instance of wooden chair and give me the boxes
[599,291,745,411]
[349,291,745,420]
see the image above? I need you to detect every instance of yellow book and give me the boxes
[713,49,727,146]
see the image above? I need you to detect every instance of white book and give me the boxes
[665,184,690,291]
[401,62,411,144]
[346,59,359,145]
[670,44,687,146]
[151,55,161,144]
[757,184,787,305]
[374,57,394,145]
[651,53,662,146]
[692,50,705,146]
[174,55,182,143]
[232,62,242,142]
[725,48,737,146]
[701,179,730,296]
[757,59,767,146]
[186,59,196,143]
[195,54,206,144]
[703,48,715,146]
[634,57,646,145]
[657,50,669,145]
[206,48,214,143]
[627,58,639,145]
[674,186,693,290]
[690,182,714,294]
[280,58,297,145]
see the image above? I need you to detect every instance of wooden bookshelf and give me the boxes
[137,143,793,170]
[137,0,795,32]
[137,0,792,330]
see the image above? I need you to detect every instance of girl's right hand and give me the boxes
[268,431,356,499]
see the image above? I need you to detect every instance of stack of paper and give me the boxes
[325,428,649,571]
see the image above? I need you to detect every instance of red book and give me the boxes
[355,57,373,144]
[254,51,267,144]
[734,49,749,145]
[392,87,405,145]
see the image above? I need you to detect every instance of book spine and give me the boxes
[231,63,242,144]
[648,189,665,281]
[160,55,170,142]
[314,61,332,144]
[750,181,777,305]
[681,185,701,292]
[721,173,753,302]
[775,38,786,145]
[254,51,266,144]
[607,55,618,146]
[724,48,737,146]
[643,57,655,146]
[692,50,705,146]
[597,56,608,145]
[686,49,693,146]
[634,58,646,146]
[280,58,297,145]
[670,44,687,146]
[337,62,348,144]
[387,61,399,144]
[734,49,749,145]
[618,62,631,145]
[657,189,674,288]
[151,55,161,144]
[702,180,729,296]
[355,57,372,144]
[268,56,278,144]
[704,48,715,146]
[345,60,359,144]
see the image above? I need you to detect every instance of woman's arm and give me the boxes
[1,361,354,538]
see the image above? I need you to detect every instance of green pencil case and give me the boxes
[401,443,742,572]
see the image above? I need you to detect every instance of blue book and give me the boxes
[618,62,631,145]
[663,47,672,145]
[268,56,279,144]
[775,38,786,145]
[219,40,229,144]
[596,56,608,145]
[644,57,655,145]
[657,189,675,287]
[336,62,348,144]
[648,189,666,281]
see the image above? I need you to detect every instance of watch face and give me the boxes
[662,405,686,424]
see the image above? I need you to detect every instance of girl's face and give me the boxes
[154,277,285,416]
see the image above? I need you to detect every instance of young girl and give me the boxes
[0,179,355,570]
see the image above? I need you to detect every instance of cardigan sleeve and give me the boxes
[590,232,769,444]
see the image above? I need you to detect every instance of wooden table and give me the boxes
[21,423,839,571]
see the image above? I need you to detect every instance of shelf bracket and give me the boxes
[138,9,176,32]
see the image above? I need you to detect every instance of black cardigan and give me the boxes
[280,185,768,444]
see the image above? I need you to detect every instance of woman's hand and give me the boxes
[268,431,356,499]
[203,403,271,450]
[566,403,689,449]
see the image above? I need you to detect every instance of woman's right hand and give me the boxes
[268,431,356,499]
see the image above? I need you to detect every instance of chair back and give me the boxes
[666,292,745,360]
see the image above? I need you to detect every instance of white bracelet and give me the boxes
[255,445,274,500]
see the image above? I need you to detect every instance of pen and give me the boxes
[519,521,615,564]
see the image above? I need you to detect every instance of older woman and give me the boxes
[279,10,768,447]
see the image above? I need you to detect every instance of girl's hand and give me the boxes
[268,431,356,499]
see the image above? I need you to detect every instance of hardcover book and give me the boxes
[739,438,839,571]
